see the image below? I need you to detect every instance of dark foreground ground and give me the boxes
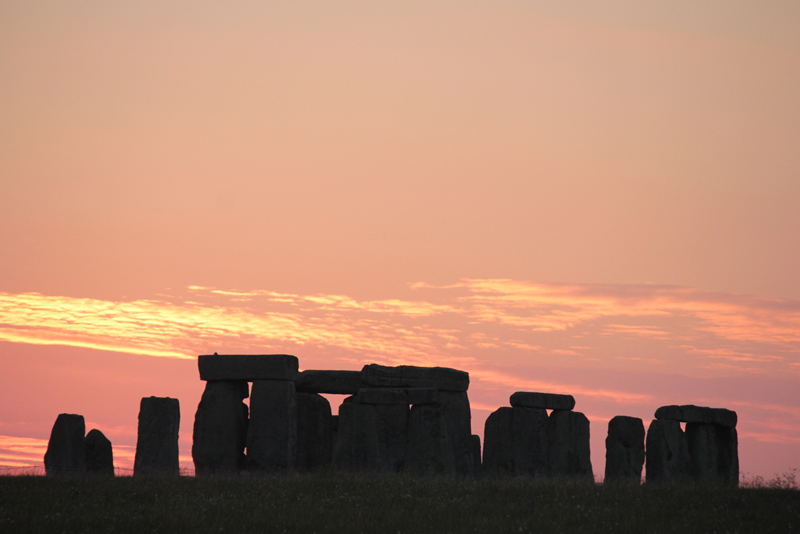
[0,473,798,534]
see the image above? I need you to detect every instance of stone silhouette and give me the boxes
[134,396,180,475]
[44,413,87,475]
[199,354,299,381]
[484,392,592,480]
[84,429,114,475]
[296,392,333,471]
[604,416,645,483]
[647,405,738,486]
[192,380,249,474]
[247,379,297,471]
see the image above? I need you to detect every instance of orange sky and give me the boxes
[1,1,799,479]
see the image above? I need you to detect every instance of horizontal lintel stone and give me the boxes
[361,364,469,392]
[295,370,364,394]
[357,388,408,405]
[510,392,576,411]
[198,354,299,381]
[654,405,737,428]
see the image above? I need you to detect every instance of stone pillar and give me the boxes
[247,380,297,471]
[44,413,86,475]
[406,403,455,475]
[471,434,482,475]
[84,429,114,475]
[547,410,593,480]
[134,397,180,475]
[332,397,378,470]
[440,391,473,476]
[192,380,249,474]
[645,419,690,483]
[604,416,644,483]
[296,392,333,471]
[483,406,548,477]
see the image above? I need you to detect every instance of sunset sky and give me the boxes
[1,1,799,479]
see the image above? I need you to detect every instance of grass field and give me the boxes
[1,472,798,534]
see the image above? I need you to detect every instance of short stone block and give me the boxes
[547,410,593,480]
[84,429,114,475]
[483,406,548,477]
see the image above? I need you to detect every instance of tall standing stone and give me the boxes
[332,399,378,470]
[134,397,180,475]
[44,414,86,475]
[84,429,114,475]
[296,392,333,471]
[406,403,455,475]
[192,381,249,474]
[439,391,474,475]
[247,380,297,471]
[483,407,549,477]
[645,419,690,483]
[717,426,739,487]
[604,416,644,483]
[471,434,482,475]
[547,410,593,480]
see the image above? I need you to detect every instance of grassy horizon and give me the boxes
[1,472,798,534]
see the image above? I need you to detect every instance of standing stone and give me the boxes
[547,410,593,480]
[406,403,455,475]
[373,403,409,472]
[44,414,86,475]
[247,380,297,471]
[717,426,739,487]
[440,391,474,476]
[604,416,644,483]
[84,429,114,475]
[471,434,482,475]
[134,397,180,475]
[332,400,378,471]
[192,381,249,474]
[645,419,690,483]
[685,422,719,482]
[296,392,333,471]
[361,364,469,392]
[483,407,548,477]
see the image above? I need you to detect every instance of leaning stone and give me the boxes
[357,388,408,405]
[361,364,469,392]
[440,391,474,476]
[548,410,593,480]
[471,434,482,474]
[406,403,455,475]
[654,405,737,428]
[483,407,548,477]
[295,370,364,394]
[198,354,299,381]
[604,416,644,483]
[645,419,690,483]
[406,388,439,405]
[134,397,180,475]
[296,393,333,471]
[247,380,297,471]
[44,413,86,475]
[192,381,249,474]
[510,392,576,411]
[84,429,114,475]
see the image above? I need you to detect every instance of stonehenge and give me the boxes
[44,413,115,475]
[40,353,742,486]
